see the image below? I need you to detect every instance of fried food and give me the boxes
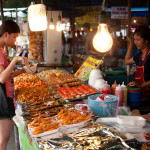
[14,73,39,84]
[29,116,60,135]
[16,86,52,103]
[46,73,80,89]
[37,69,63,79]
[57,108,92,125]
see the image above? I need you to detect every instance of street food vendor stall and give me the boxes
[9,2,150,149]
[13,66,150,150]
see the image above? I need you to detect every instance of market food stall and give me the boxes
[13,65,150,150]
[10,2,150,149]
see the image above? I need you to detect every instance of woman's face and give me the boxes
[4,33,19,47]
[134,34,148,50]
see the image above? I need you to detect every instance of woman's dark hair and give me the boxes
[0,20,20,37]
[134,25,150,43]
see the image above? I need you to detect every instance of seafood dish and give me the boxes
[29,116,60,135]
[28,107,92,136]
[14,73,48,90]
[14,73,39,85]
[15,86,52,103]
[57,85,97,100]
[23,107,62,124]
[57,108,93,125]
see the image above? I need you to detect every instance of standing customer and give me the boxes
[0,20,29,150]
[125,26,150,102]
[83,23,94,54]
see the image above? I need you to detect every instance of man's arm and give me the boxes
[132,109,150,123]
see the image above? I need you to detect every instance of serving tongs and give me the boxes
[26,65,34,73]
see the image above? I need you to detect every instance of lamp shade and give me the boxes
[93,23,113,52]
[28,4,47,31]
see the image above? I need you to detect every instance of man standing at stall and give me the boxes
[83,23,94,54]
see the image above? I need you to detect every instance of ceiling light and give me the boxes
[28,3,47,31]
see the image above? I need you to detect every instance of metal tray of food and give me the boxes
[56,85,99,101]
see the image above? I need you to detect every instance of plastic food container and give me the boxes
[133,128,150,142]
[62,119,89,129]
[117,115,146,127]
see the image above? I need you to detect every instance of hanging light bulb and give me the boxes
[49,18,55,29]
[93,23,113,52]
[56,14,62,31]
[93,9,113,52]
[49,11,55,29]
[28,3,47,31]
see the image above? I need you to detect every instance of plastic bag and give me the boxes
[23,64,37,73]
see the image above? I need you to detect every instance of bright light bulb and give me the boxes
[49,18,54,29]
[56,21,62,31]
[49,23,54,29]
[93,23,113,52]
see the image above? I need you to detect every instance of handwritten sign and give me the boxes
[111,7,128,19]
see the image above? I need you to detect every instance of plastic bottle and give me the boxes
[102,81,111,94]
[115,84,124,106]
[111,80,118,95]
[121,82,127,105]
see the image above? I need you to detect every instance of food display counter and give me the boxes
[13,68,150,150]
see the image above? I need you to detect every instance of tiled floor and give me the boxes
[7,124,16,150]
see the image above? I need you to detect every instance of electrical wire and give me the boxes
[51,10,52,18]
[145,0,150,24]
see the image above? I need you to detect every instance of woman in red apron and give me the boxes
[134,49,150,101]
[125,26,150,105]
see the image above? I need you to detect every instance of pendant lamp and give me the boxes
[28,3,47,31]
[56,13,62,32]
[49,11,54,29]
[93,11,113,52]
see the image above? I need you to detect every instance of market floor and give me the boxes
[7,124,16,150]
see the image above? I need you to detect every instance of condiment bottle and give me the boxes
[102,81,111,94]
[121,82,127,105]
[111,80,118,95]
[115,84,124,106]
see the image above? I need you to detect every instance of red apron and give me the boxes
[135,49,150,100]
